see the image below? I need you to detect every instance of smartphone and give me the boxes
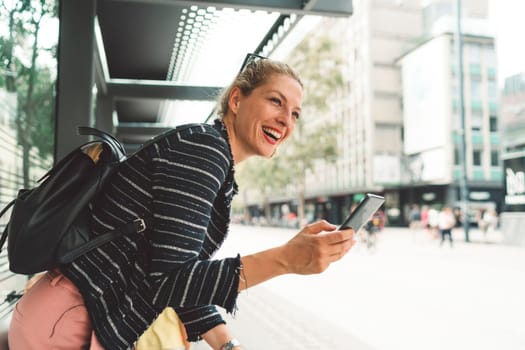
[339,193,385,231]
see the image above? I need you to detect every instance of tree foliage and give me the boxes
[0,0,58,185]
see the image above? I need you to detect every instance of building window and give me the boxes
[491,150,499,166]
[470,63,482,76]
[452,110,461,130]
[470,76,482,100]
[488,80,498,101]
[489,115,498,132]
[471,100,483,111]
[471,111,483,131]
[454,147,460,165]
[473,150,482,166]
[467,43,482,65]
[484,45,496,67]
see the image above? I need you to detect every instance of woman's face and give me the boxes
[229,73,303,161]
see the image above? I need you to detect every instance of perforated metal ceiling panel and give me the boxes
[94,0,352,148]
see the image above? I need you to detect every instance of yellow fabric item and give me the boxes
[135,307,191,350]
[81,143,103,164]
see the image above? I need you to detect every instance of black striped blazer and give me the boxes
[63,120,240,350]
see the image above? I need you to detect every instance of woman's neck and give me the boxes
[221,115,246,165]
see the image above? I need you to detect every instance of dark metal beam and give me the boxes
[107,80,222,100]
[108,0,353,17]
[254,14,300,56]
[302,0,352,14]
[55,0,96,161]
[117,123,172,136]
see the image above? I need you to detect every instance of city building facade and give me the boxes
[245,0,424,226]
[295,0,422,226]
[244,0,504,228]
[390,0,502,225]
[398,31,502,224]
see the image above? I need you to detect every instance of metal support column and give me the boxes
[456,0,470,241]
[95,94,115,134]
[54,0,96,161]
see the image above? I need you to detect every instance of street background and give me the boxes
[193,224,525,350]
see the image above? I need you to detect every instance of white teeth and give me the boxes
[262,127,282,140]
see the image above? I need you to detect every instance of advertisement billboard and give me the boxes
[401,36,450,155]
[503,153,525,212]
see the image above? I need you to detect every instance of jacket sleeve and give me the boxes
[174,305,226,341]
[147,127,240,327]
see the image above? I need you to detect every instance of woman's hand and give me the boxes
[239,221,356,292]
[280,220,356,275]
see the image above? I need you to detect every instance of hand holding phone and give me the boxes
[339,193,385,232]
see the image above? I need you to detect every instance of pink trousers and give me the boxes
[8,270,105,350]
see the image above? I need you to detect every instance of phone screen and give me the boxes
[339,193,385,231]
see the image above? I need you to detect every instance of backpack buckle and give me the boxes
[134,219,146,233]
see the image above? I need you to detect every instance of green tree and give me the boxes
[0,0,30,91]
[236,33,346,224]
[1,0,57,187]
[235,155,291,223]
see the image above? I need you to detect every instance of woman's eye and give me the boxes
[292,112,300,120]
[270,97,282,106]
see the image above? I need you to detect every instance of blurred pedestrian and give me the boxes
[477,209,487,235]
[427,206,439,239]
[363,211,385,251]
[481,209,498,241]
[453,207,463,228]
[420,205,429,230]
[438,206,456,247]
[408,204,422,229]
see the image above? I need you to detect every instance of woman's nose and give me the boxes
[276,107,294,126]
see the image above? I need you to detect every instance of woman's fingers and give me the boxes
[302,220,337,234]
[318,231,355,258]
[283,224,356,274]
[328,236,356,260]
[322,228,355,244]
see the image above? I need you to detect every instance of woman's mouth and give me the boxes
[262,127,282,145]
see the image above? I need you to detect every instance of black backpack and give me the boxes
[0,124,198,275]
[0,127,137,274]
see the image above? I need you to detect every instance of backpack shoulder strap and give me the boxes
[0,199,16,251]
[77,126,127,162]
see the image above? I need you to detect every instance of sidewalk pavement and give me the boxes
[192,224,524,350]
[193,287,376,350]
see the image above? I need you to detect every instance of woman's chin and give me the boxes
[264,149,277,158]
[255,149,273,159]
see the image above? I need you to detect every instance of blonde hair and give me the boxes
[216,58,303,118]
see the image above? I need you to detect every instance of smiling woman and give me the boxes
[7,54,356,350]
[217,54,303,160]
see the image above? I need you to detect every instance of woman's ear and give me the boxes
[228,87,241,115]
